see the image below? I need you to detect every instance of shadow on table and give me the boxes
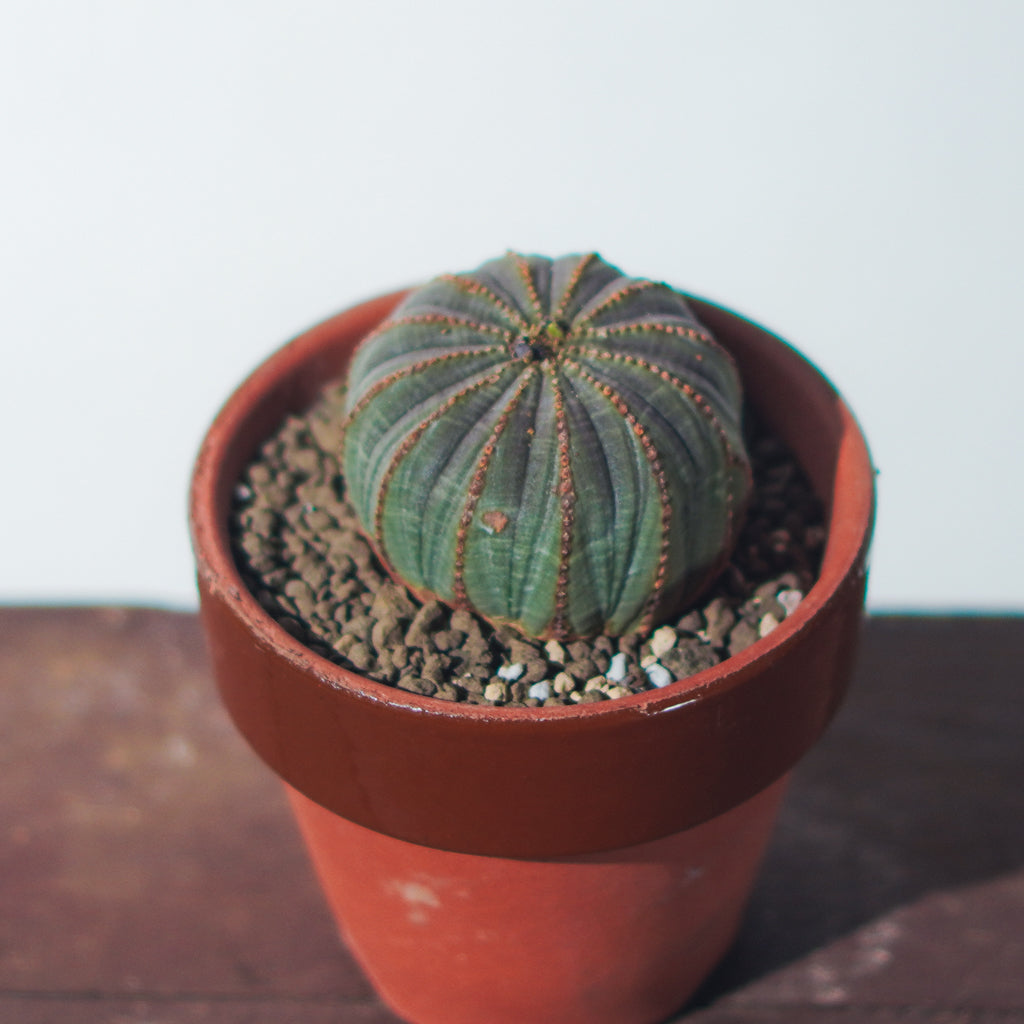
[688,614,1024,1007]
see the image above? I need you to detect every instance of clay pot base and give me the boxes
[285,774,790,1024]
[231,382,825,708]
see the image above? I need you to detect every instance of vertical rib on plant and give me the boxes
[341,252,752,640]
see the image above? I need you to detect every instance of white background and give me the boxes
[2,1,1022,611]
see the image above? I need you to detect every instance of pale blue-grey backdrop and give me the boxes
[2,1,1021,610]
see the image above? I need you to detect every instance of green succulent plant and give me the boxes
[341,252,752,640]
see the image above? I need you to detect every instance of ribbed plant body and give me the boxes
[341,252,752,640]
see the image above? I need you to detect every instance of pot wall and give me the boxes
[285,775,790,1024]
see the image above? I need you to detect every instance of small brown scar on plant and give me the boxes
[481,510,509,534]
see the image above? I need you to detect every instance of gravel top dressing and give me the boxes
[231,380,825,707]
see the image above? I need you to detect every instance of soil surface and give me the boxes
[230,381,825,707]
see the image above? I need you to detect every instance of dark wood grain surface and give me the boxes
[2,608,1021,1023]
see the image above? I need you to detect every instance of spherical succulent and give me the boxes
[341,252,752,640]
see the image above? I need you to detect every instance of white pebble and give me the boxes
[544,640,567,664]
[606,652,629,682]
[528,680,551,701]
[497,662,524,681]
[650,626,677,658]
[602,684,631,700]
[484,681,508,702]
[584,676,606,692]
[759,613,781,638]
[778,589,803,616]
[640,653,658,669]
[644,663,674,688]
[552,672,576,694]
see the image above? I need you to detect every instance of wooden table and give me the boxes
[2,608,1022,1023]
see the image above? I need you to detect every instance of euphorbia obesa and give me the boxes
[341,252,751,639]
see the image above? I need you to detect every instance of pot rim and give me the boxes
[190,288,875,725]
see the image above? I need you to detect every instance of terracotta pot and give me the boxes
[189,289,875,1024]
